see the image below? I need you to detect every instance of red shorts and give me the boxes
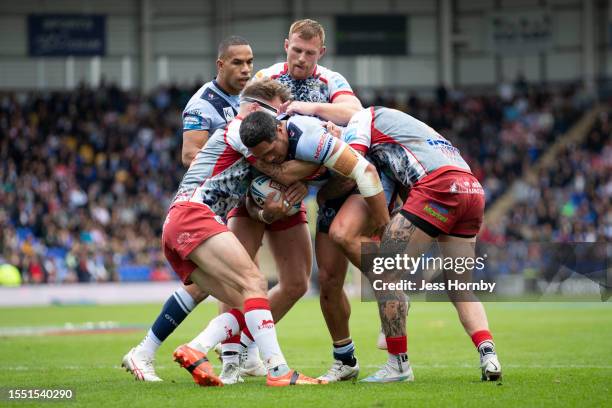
[402,168,485,237]
[162,202,229,284]
[227,203,308,232]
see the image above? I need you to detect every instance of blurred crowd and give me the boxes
[0,81,197,283]
[481,110,611,243]
[0,78,605,284]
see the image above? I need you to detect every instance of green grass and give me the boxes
[1,299,611,407]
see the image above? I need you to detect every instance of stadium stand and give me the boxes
[0,81,604,284]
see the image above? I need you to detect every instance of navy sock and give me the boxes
[150,288,196,342]
[333,341,357,367]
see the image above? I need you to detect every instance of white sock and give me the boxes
[243,298,286,371]
[188,311,241,354]
[137,329,162,355]
[247,342,259,360]
[388,352,410,373]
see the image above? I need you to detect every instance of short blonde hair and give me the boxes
[242,78,291,103]
[288,19,325,45]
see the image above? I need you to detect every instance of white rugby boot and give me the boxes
[239,346,267,377]
[317,359,360,382]
[361,354,414,383]
[121,347,162,382]
[479,342,502,381]
[219,360,244,385]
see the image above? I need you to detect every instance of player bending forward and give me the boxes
[159,88,327,387]
[331,106,502,382]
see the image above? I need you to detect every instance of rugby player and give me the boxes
[330,106,503,382]
[162,81,326,387]
[238,110,390,261]
[251,18,366,383]
[122,36,257,382]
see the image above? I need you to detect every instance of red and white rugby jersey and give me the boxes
[171,117,255,218]
[342,107,472,189]
[255,62,354,104]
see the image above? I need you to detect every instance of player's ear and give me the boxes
[284,38,289,52]
[216,58,223,72]
[319,45,327,58]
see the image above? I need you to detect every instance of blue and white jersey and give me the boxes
[285,115,339,164]
[285,115,397,203]
[182,80,239,134]
[255,63,354,104]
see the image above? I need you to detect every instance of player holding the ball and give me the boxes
[160,79,326,387]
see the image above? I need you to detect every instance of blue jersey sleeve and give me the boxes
[182,99,215,132]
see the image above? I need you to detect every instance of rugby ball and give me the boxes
[250,175,301,216]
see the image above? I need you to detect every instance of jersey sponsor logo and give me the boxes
[223,106,235,122]
[449,180,484,195]
[183,114,203,129]
[427,138,461,155]
[313,135,329,161]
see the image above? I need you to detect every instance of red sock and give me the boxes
[221,334,242,354]
[471,330,493,348]
[386,336,407,355]
[221,334,241,345]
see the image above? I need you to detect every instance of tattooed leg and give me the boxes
[371,212,434,338]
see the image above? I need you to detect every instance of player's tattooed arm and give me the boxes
[316,147,364,204]
[252,159,320,186]
[316,173,355,205]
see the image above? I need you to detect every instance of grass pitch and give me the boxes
[0,299,610,407]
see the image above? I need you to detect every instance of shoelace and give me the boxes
[239,349,248,367]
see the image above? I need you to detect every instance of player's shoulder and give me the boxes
[184,81,216,110]
[287,114,323,131]
[255,62,288,80]
[315,65,350,85]
[286,115,326,143]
